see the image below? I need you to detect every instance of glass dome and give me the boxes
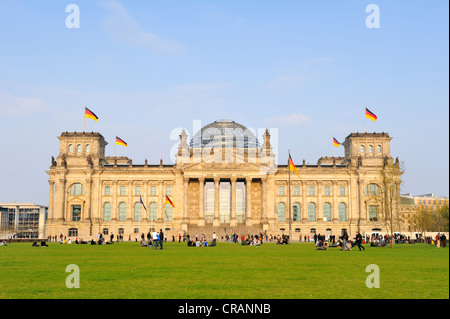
[189,119,260,149]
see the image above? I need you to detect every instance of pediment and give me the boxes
[180,153,271,172]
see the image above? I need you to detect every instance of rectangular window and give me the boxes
[135,186,141,196]
[105,186,110,196]
[69,228,78,237]
[324,186,330,196]
[369,205,378,221]
[294,186,300,196]
[309,186,315,196]
[340,186,345,196]
[150,186,156,196]
[72,205,81,222]
[166,186,171,196]
[279,186,285,196]
[120,186,126,196]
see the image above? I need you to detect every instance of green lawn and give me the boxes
[0,241,448,299]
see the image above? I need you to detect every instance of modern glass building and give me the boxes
[0,203,48,239]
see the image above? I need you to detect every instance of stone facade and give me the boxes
[45,120,403,241]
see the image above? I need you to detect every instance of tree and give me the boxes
[371,159,405,248]
[409,205,449,235]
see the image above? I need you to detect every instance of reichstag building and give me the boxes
[45,119,401,240]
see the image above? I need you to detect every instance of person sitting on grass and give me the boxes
[317,242,329,250]
[341,241,352,251]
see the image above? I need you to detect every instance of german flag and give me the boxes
[85,107,98,122]
[165,195,175,208]
[333,137,341,147]
[115,136,128,147]
[365,107,377,122]
[289,154,300,178]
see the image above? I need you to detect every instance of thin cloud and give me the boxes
[0,92,45,117]
[265,113,311,127]
[100,0,184,55]
[268,75,312,89]
[268,57,336,89]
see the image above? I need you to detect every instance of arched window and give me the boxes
[69,183,85,196]
[323,203,331,221]
[103,228,109,235]
[339,203,347,221]
[360,145,365,153]
[134,203,142,222]
[77,144,82,153]
[376,145,382,153]
[68,144,74,153]
[119,203,127,221]
[149,202,157,221]
[368,145,373,153]
[164,204,173,221]
[103,202,111,221]
[293,203,300,221]
[365,183,381,196]
[277,203,286,221]
[85,144,90,153]
[308,203,316,221]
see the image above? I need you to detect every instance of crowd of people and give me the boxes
[138,229,166,249]
[8,230,448,251]
[426,233,447,248]
[186,232,217,247]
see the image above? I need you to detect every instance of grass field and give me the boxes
[0,241,448,299]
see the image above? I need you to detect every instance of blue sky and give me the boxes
[0,0,448,204]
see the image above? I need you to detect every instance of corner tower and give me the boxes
[54,132,108,169]
[342,132,393,167]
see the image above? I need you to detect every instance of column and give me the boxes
[48,181,54,220]
[15,205,19,230]
[127,181,132,221]
[302,182,308,222]
[198,177,205,226]
[142,181,149,221]
[213,178,220,226]
[317,181,322,222]
[57,178,66,221]
[84,178,92,221]
[358,176,365,222]
[261,178,267,223]
[183,178,189,222]
[158,181,164,222]
[332,181,338,221]
[245,177,253,226]
[230,177,237,226]
[112,181,118,220]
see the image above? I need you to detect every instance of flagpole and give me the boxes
[364,106,367,133]
[83,106,86,132]
[288,150,292,243]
